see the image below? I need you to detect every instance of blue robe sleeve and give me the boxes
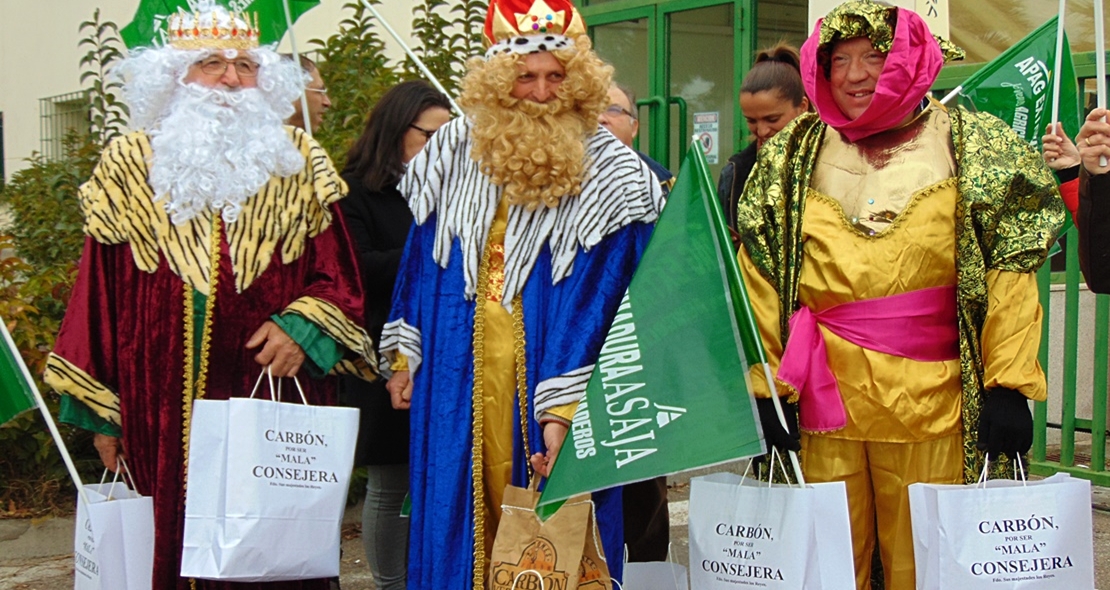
[525,221,655,418]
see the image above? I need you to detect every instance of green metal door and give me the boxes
[585,0,807,179]
[587,0,745,179]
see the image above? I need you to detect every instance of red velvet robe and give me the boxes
[47,130,373,589]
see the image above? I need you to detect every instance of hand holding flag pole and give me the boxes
[696,135,805,486]
[0,318,90,505]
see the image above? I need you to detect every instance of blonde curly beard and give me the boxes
[458,36,612,209]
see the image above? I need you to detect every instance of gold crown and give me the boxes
[168,10,260,50]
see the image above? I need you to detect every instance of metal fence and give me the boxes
[933,52,1110,487]
[1032,232,1110,486]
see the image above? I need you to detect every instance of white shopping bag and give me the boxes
[688,470,854,589]
[180,371,359,582]
[622,545,688,590]
[73,461,154,590]
[909,461,1093,590]
[622,563,689,590]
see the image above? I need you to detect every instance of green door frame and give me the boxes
[583,0,756,166]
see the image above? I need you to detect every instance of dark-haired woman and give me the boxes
[337,80,451,590]
[718,42,810,235]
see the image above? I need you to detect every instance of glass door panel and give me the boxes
[592,17,652,152]
[756,0,809,49]
[667,4,735,179]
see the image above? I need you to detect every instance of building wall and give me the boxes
[0,0,415,182]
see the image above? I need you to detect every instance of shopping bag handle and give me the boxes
[96,456,138,501]
[741,447,800,488]
[249,366,309,405]
[511,570,545,590]
[977,453,1027,488]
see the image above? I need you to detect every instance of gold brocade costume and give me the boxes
[736,103,1062,589]
[474,199,578,571]
[479,199,521,556]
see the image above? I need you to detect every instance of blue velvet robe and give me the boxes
[389,208,653,587]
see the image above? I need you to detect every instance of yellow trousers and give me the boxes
[801,433,963,590]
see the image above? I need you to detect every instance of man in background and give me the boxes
[284,54,331,132]
[600,83,674,197]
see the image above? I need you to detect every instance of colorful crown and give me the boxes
[167,8,259,51]
[484,0,586,49]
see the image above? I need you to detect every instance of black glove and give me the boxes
[756,397,801,453]
[977,387,1033,458]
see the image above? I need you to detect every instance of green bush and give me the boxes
[310,1,403,172]
[0,10,125,516]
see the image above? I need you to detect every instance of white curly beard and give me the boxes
[148,82,305,225]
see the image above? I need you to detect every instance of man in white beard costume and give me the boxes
[44,6,376,589]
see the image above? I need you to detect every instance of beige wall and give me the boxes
[0,0,414,182]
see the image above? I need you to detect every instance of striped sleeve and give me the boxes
[44,354,121,427]
[280,296,377,380]
[534,364,594,416]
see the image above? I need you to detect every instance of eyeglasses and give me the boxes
[603,105,636,119]
[196,57,260,78]
[410,123,436,140]
[306,87,328,96]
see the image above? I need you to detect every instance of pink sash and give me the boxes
[776,285,960,432]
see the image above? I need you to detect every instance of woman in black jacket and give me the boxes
[338,80,451,590]
[717,43,809,239]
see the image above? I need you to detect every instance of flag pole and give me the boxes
[282,0,314,138]
[1097,0,1107,166]
[0,319,89,504]
[692,136,805,485]
[359,0,463,116]
[939,85,962,106]
[1050,1,1067,129]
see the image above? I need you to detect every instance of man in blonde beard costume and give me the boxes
[45,4,376,588]
[381,0,664,586]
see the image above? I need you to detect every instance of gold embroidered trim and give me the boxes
[196,216,221,400]
[181,214,221,588]
[807,176,958,240]
[512,293,531,483]
[470,236,493,590]
[43,354,121,426]
[181,283,195,476]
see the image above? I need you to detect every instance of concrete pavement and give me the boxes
[1,471,1108,589]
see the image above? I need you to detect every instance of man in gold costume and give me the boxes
[735,2,1064,587]
[380,0,664,586]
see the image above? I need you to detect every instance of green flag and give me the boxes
[120,0,321,49]
[0,319,38,426]
[954,16,1082,151]
[537,145,766,512]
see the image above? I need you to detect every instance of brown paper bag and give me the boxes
[576,505,612,590]
[489,480,600,590]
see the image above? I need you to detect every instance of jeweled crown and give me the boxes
[167,9,260,51]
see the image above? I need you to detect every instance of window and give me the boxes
[39,91,91,160]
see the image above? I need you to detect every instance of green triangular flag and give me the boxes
[537,144,766,514]
[120,0,321,49]
[955,15,1082,150]
[0,319,38,426]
